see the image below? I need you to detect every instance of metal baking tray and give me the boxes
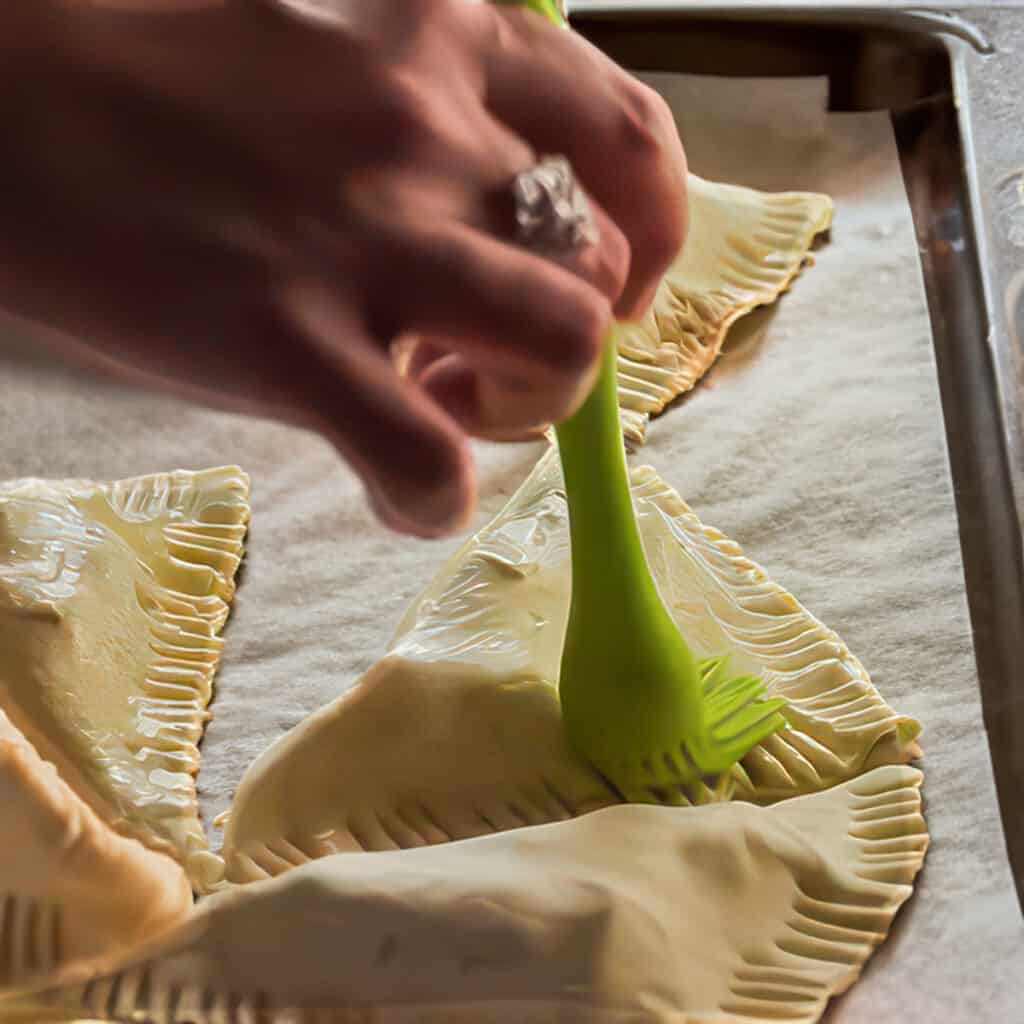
[568,1,1024,908]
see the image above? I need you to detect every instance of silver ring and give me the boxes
[513,155,599,254]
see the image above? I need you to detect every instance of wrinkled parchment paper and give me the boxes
[1,75,1021,1021]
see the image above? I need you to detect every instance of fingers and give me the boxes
[455,117,632,310]
[546,186,631,310]
[369,220,615,427]
[464,2,688,319]
[416,355,491,436]
[415,351,555,441]
[386,175,631,440]
[277,282,477,538]
[7,198,477,539]
[400,338,449,380]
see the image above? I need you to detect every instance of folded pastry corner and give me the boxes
[0,708,192,998]
[0,465,250,892]
[221,655,619,884]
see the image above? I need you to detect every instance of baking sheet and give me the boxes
[1,74,1022,1021]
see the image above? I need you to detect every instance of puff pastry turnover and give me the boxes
[28,766,925,1024]
[0,466,249,891]
[0,708,191,997]
[617,175,832,443]
[221,447,920,879]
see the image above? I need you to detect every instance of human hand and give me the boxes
[0,0,687,536]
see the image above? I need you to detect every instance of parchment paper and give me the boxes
[1,75,1021,1021]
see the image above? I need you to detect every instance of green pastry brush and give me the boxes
[495,0,787,802]
[556,333,786,801]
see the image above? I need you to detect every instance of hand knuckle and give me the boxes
[618,83,670,154]
[374,76,437,161]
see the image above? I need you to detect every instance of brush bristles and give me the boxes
[608,656,787,804]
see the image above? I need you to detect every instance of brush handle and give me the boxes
[498,0,702,699]
[554,331,702,699]
[493,0,786,785]
[554,336,655,623]
[494,0,654,611]
[497,0,706,759]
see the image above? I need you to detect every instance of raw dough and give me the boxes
[617,175,832,444]
[221,447,920,880]
[223,656,619,879]
[0,467,249,891]
[26,766,926,1024]
[0,708,191,997]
